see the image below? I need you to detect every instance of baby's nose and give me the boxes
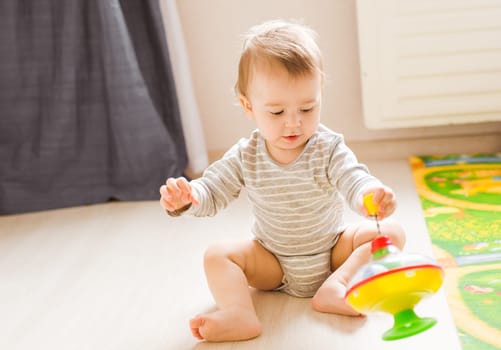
[285,113,301,127]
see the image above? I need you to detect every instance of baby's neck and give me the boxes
[265,141,307,165]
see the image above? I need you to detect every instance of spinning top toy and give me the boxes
[344,194,444,341]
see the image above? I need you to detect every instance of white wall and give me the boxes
[175,0,500,154]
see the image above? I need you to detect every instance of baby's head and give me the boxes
[235,19,324,99]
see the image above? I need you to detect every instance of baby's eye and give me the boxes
[270,110,284,116]
[301,107,314,113]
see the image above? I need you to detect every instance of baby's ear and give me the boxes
[239,95,253,116]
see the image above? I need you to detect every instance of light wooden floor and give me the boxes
[0,159,463,350]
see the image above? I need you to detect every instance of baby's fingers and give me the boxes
[371,188,386,204]
[375,188,396,219]
[176,178,199,206]
[159,185,176,211]
[165,177,188,205]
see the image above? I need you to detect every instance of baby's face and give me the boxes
[242,63,322,164]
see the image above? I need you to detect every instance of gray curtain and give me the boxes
[0,0,188,214]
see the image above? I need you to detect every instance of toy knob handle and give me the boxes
[371,235,394,254]
[363,193,378,216]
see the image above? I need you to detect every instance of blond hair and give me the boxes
[235,19,324,97]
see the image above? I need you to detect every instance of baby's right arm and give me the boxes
[159,177,199,215]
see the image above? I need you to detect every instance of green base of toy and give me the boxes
[383,309,437,341]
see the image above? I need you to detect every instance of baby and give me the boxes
[160,19,405,342]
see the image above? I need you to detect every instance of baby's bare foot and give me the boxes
[189,306,262,342]
[312,279,363,316]
[330,298,363,316]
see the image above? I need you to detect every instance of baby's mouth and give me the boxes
[283,135,300,142]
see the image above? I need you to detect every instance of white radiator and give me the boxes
[356,0,501,129]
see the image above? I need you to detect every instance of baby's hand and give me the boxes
[159,177,199,212]
[361,185,396,220]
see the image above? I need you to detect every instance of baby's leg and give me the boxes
[312,219,405,315]
[190,240,283,342]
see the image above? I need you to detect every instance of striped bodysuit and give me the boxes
[184,125,381,297]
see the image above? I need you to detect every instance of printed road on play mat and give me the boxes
[410,154,501,350]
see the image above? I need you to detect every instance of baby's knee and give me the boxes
[382,219,406,249]
[203,243,228,263]
[203,242,244,269]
